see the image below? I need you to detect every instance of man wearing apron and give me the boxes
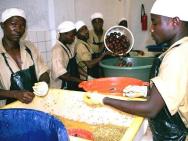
[86,0,188,140]
[51,21,82,91]
[88,13,106,77]
[75,20,109,80]
[0,8,50,106]
[89,12,106,55]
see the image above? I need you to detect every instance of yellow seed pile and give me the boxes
[93,125,127,141]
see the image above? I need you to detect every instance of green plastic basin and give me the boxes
[99,56,155,82]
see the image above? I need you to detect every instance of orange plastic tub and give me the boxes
[79,77,148,95]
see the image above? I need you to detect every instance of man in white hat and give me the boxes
[0,8,50,106]
[75,20,109,80]
[84,0,188,140]
[88,12,106,77]
[51,21,82,90]
[117,18,145,56]
[89,12,106,54]
[118,18,144,56]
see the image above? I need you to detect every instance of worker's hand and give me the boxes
[99,44,105,52]
[83,92,105,106]
[106,51,115,57]
[32,81,49,96]
[131,50,145,56]
[12,90,35,104]
[123,85,147,98]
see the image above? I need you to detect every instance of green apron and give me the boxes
[60,45,81,91]
[149,44,188,141]
[2,47,37,104]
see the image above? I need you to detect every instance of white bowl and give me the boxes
[104,26,134,56]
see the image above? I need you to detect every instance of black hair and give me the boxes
[118,20,128,28]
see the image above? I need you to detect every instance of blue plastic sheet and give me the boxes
[146,43,168,52]
[0,109,69,141]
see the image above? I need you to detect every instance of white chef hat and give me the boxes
[1,8,26,23]
[119,18,127,22]
[75,20,86,31]
[58,21,76,33]
[151,0,188,22]
[91,12,103,21]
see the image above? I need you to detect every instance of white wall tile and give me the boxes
[45,31,52,41]
[36,31,45,42]
[28,31,37,42]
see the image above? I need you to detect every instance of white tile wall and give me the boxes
[26,30,56,67]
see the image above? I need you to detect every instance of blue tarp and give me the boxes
[146,43,168,52]
[0,109,69,141]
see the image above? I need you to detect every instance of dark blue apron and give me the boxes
[82,43,100,78]
[149,44,188,141]
[2,47,37,104]
[89,38,104,78]
[60,45,80,91]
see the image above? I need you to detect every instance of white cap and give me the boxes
[119,18,127,22]
[75,20,86,31]
[91,12,103,21]
[1,8,26,22]
[151,0,188,22]
[58,21,75,33]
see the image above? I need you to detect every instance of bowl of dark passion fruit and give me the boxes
[104,25,134,56]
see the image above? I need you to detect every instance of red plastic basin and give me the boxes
[79,77,148,95]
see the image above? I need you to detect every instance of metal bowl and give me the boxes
[104,26,134,56]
